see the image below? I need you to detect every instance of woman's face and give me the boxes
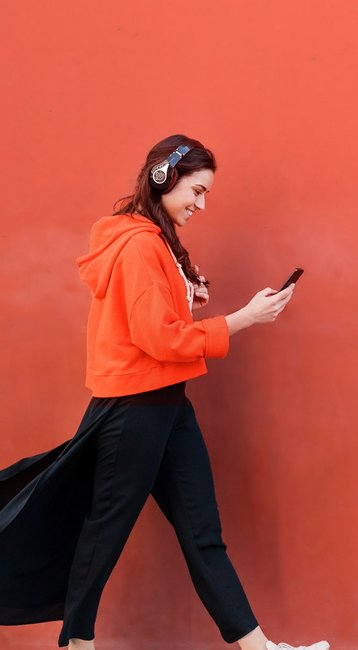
[161,169,214,227]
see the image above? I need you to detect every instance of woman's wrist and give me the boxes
[224,307,254,336]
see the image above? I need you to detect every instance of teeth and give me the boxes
[186,209,193,216]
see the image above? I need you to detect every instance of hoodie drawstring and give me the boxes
[164,242,195,313]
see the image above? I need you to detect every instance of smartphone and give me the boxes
[278,267,304,292]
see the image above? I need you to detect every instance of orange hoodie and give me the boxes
[76,213,230,397]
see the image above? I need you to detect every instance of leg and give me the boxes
[151,396,259,644]
[58,383,186,647]
[152,398,330,650]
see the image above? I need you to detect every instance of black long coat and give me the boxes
[0,397,116,626]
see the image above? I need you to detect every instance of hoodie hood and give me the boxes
[76,213,162,299]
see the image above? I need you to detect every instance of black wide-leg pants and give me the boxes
[58,381,258,647]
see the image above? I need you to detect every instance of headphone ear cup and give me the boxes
[161,167,178,194]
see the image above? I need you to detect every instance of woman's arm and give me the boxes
[129,282,229,362]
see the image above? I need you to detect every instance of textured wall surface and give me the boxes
[0,1,357,648]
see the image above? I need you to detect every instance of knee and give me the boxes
[193,517,227,552]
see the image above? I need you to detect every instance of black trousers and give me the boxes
[58,381,258,646]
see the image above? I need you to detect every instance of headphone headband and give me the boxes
[166,145,191,168]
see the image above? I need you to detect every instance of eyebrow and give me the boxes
[194,184,210,193]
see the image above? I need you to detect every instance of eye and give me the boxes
[193,188,201,196]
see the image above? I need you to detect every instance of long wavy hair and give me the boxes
[112,134,217,288]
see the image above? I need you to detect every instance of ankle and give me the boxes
[237,626,268,650]
[69,639,95,650]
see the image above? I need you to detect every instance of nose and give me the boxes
[195,193,205,210]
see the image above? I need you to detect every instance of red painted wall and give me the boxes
[1,1,357,648]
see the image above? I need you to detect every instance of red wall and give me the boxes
[1,1,357,648]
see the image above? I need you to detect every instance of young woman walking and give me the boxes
[0,134,329,650]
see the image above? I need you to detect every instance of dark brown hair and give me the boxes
[112,134,217,288]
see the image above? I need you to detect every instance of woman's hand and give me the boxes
[224,284,295,335]
[243,284,295,324]
[192,265,209,310]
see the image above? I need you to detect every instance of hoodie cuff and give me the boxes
[201,315,230,359]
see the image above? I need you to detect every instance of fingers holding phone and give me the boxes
[270,284,295,319]
[244,285,293,324]
[268,267,304,320]
[243,267,303,325]
[225,270,304,335]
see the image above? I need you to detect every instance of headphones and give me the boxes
[149,145,192,193]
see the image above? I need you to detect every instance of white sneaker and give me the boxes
[266,641,330,650]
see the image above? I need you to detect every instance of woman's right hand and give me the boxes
[242,284,295,325]
[224,284,295,335]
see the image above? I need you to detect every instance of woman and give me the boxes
[0,135,329,650]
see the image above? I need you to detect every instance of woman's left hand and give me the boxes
[192,265,209,310]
